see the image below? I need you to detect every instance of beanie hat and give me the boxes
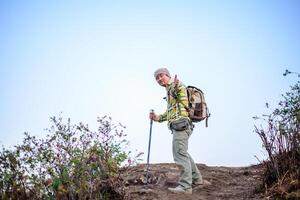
[154,68,170,78]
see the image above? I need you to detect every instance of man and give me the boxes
[149,67,205,194]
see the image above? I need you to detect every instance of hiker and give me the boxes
[149,67,206,194]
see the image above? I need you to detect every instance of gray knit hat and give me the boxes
[154,68,170,78]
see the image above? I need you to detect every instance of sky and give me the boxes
[0,0,299,167]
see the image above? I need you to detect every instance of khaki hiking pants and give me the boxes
[171,123,202,189]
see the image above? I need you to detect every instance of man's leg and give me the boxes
[189,154,203,182]
[171,127,192,190]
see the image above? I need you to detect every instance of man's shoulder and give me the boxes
[167,81,187,95]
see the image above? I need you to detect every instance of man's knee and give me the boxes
[174,145,189,162]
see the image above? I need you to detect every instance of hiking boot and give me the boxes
[192,179,211,186]
[168,186,192,194]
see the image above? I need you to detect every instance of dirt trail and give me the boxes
[123,163,264,200]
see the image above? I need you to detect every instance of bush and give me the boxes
[0,115,142,200]
[254,70,300,199]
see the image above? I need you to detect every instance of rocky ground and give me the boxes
[122,163,264,200]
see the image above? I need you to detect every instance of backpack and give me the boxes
[186,86,210,127]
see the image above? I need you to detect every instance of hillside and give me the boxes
[122,163,264,200]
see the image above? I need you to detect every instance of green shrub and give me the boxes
[0,115,142,200]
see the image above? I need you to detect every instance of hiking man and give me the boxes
[149,67,205,194]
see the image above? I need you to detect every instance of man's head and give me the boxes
[154,68,171,87]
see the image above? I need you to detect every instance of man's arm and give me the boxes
[157,111,167,122]
[149,111,167,122]
[172,80,189,113]
[177,84,189,107]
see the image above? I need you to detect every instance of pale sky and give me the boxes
[1,0,299,166]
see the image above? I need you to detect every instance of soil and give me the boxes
[122,163,264,200]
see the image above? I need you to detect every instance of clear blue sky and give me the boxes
[1,0,299,166]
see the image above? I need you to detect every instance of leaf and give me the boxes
[52,178,62,191]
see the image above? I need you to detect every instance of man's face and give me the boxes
[155,73,170,87]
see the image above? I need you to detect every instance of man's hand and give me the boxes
[174,74,180,91]
[149,111,158,121]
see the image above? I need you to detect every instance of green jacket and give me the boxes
[157,78,190,128]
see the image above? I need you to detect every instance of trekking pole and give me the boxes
[146,109,154,184]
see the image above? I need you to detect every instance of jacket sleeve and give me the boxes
[177,83,189,108]
[157,111,167,122]
[170,82,189,117]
